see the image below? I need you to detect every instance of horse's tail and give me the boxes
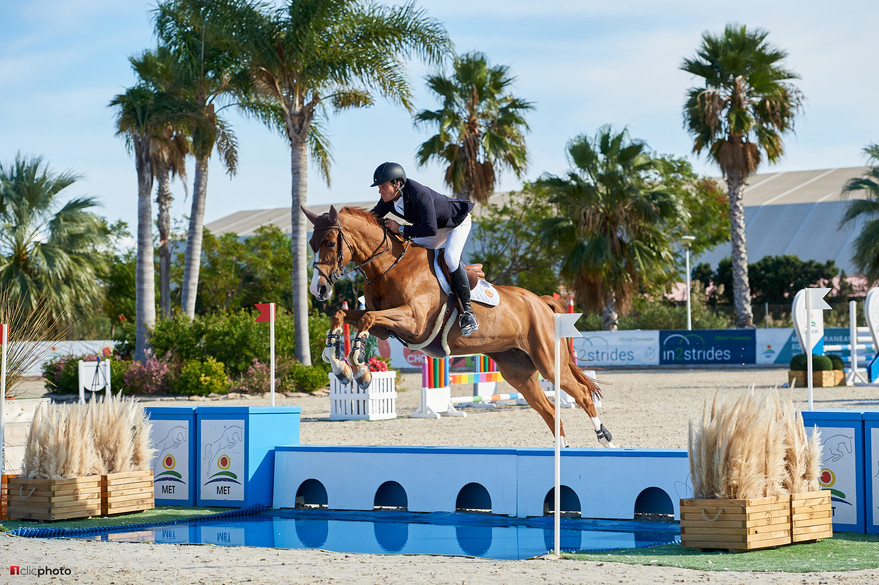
[540,294,568,314]
[539,295,603,402]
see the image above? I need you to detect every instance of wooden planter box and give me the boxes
[680,496,791,552]
[0,474,13,520]
[788,370,838,388]
[791,490,833,543]
[7,476,102,521]
[101,470,155,516]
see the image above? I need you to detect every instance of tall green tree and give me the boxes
[130,47,191,318]
[239,0,450,365]
[0,154,110,326]
[110,83,189,360]
[681,23,803,328]
[153,0,243,319]
[536,126,683,330]
[841,144,879,281]
[414,51,533,202]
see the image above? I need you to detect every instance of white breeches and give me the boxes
[411,215,471,271]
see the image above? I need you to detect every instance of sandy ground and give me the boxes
[4,366,879,584]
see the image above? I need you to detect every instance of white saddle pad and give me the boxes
[433,254,500,307]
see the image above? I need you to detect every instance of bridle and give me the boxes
[311,219,411,287]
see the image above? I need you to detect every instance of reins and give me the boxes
[311,221,410,287]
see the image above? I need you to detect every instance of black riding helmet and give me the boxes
[371,162,406,187]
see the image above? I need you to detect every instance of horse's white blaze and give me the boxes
[309,268,322,298]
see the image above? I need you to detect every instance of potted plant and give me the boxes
[788,354,836,388]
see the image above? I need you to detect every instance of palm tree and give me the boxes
[0,154,110,326]
[239,0,450,365]
[153,0,243,319]
[414,51,533,202]
[535,126,683,330]
[130,48,191,318]
[681,23,803,327]
[110,84,188,360]
[841,144,879,281]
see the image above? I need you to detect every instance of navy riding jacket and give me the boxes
[370,179,474,239]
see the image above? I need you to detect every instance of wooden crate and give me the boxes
[1,474,14,520]
[788,370,837,388]
[7,476,102,521]
[791,490,833,543]
[680,496,791,552]
[101,470,155,516]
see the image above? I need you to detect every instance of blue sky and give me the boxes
[2,0,878,237]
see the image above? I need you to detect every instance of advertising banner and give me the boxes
[572,331,659,367]
[659,330,756,365]
[755,328,799,365]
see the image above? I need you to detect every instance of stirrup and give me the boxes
[459,311,478,336]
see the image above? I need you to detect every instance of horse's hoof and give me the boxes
[353,366,371,390]
[334,371,353,386]
[596,424,614,447]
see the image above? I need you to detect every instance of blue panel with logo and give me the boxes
[802,410,865,533]
[145,406,198,506]
[658,330,756,365]
[860,412,879,534]
[195,407,301,508]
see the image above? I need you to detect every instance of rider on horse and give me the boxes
[369,162,480,336]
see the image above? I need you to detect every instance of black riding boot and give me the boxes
[450,264,478,336]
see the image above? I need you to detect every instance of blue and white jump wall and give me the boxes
[144,404,879,531]
[145,405,690,520]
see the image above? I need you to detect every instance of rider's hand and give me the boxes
[384,219,401,234]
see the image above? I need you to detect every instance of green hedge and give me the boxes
[789,353,834,371]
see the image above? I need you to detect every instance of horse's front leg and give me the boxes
[348,306,420,390]
[324,309,366,385]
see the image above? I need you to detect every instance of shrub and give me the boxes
[174,357,230,396]
[235,358,271,394]
[790,353,833,371]
[124,354,177,395]
[827,353,844,371]
[147,314,205,363]
[279,360,329,394]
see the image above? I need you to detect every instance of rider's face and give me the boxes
[378,180,398,202]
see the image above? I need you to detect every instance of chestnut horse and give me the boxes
[302,205,615,447]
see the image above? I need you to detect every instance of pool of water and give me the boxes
[70,510,680,560]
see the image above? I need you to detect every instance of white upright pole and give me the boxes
[806,291,813,410]
[1,324,7,478]
[270,303,276,407]
[685,246,692,331]
[553,314,561,557]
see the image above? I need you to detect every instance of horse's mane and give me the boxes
[340,206,382,228]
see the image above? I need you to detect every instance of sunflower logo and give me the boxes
[819,468,835,488]
[163,454,176,470]
[217,454,231,470]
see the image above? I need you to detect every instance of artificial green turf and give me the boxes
[566,533,879,572]
[0,505,231,532]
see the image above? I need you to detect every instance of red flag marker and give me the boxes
[255,303,274,323]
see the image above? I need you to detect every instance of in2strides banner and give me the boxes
[659,330,756,365]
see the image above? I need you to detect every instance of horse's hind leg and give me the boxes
[489,349,569,447]
[530,343,617,448]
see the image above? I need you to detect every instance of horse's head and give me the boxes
[302,205,348,301]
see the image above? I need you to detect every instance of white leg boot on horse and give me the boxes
[347,331,372,389]
[322,327,353,385]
